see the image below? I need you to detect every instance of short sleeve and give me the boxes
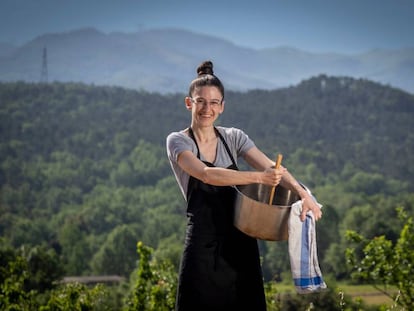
[166,131,197,199]
[166,131,196,163]
[216,127,255,158]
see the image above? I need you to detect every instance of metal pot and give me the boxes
[233,184,300,241]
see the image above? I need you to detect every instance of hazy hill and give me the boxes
[0,27,413,94]
[1,75,413,187]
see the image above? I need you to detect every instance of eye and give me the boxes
[191,98,222,108]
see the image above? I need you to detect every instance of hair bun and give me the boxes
[197,60,214,76]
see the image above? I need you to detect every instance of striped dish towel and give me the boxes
[288,200,327,294]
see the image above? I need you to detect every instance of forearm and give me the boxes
[177,149,282,187]
[279,169,309,199]
[281,168,323,221]
[202,166,262,186]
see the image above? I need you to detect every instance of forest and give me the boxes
[1,76,413,310]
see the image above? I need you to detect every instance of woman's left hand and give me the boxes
[300,197,322,221]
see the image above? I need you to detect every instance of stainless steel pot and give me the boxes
[233,184,300,241]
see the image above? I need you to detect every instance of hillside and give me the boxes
[1,76,413,185]
[1,76,413,283]
[222,76,414,183]
[0,28,413,94]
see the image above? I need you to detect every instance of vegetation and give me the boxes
[346,207,414,310]
[1,76,413,309]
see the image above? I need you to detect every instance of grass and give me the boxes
[275,282,398,307]
[337,283,397,306]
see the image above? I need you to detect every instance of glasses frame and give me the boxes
[190,97,224,109]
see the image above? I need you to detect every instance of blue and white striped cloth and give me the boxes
[288,200,327,294]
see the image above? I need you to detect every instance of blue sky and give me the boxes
[1,0,413,53]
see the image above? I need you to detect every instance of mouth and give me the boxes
[199,113,213,118]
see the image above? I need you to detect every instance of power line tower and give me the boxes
[40,46,48,83]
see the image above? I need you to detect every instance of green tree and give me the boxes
[20,245,64,293]
[91,224,139,277]
[58,219,91,275]
[0,242,36,311]
[153,234,183,270]
[346,207,414,310]
[41,283,111,311]
[323,242,349,280]
[0,241,64,310]
[261,241,290,282]
[124,241,176,311]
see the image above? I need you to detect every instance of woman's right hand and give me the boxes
[262,167,286,186]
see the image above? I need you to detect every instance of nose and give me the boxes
[201,102,213,108]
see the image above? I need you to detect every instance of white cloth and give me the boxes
[288,200,327,294]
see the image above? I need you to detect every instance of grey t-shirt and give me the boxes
[166,126,255,199]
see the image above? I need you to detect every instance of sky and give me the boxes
[1,0,413,54]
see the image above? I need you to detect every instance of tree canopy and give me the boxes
[1,77,413,308]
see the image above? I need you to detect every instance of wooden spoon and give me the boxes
[268,154,283,205]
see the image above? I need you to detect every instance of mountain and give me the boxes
[0,27,413,94]
[2,76,413,187]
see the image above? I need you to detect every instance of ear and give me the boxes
[185,97,192,111]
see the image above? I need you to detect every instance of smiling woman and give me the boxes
[166,60,322,311]
[166,60,269,311]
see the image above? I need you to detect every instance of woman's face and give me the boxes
[186,86,224,128]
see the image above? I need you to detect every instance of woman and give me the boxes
[166,60,322,311]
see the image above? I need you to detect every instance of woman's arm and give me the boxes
[176,149,282,187]
[280,170,322,221]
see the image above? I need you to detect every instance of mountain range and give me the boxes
[0,27,413,94]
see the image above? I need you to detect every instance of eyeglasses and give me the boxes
[190,97,223,108]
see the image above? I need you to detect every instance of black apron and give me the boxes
[175,127,266,311]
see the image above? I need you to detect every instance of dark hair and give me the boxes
[188,60,225,98]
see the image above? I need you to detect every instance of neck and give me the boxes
[190,125,217,143]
